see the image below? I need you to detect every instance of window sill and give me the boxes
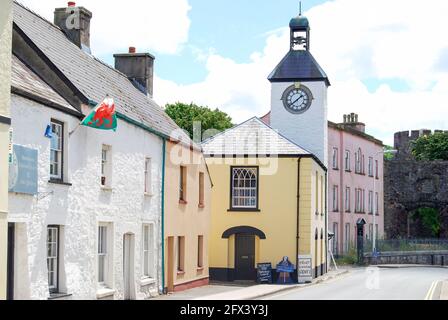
[144,192,154,198]
[179,200,188,205]
[140,277,156,287]
[332,168,339,171]
[345,170,352,173]
[177,271,186,276]
[198,204,205,209]
[96,288,116,299]
[197,267,204,272]
[355,211,366,215]
[48,293,73,300]
[48,180,72,187]
[101,186,113,192]
[228,208,261,213]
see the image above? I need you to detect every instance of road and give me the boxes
[262,267,448,300]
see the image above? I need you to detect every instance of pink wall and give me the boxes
[328,124,384,256]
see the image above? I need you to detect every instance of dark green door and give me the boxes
[235,234,256,281]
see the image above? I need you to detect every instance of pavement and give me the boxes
[153,268,349,301]
[261,266,448,300]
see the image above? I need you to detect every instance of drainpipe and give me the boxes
[296,158,301,281]
[325,172,328,274]
[161,139,166,294]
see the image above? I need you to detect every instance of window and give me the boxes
[332,148,339,169]
[231,167,258,210]
[345,150,351,171]
[199,172,205,207]
[375,160,379,179]
[315,171,319,214]
[345,223,351,253]
[368,191,374,214]
[50,120,64,180]
[142,225,154,278]
[197,235,204,268]
[362,155,365,174]
[355,149,362,174]
[376,192,379,215]
[321,176,324,216]
[101,145,112,187]
[362,189,366,212]
[47,226,59,293]
[369,224,373,241]
[333,223,339,255]
[376,224,379,240]
[98,225,108,285]
[368,157,374,177]
[345,187,351,212]
[144,158,152,194]
[332,185,339,212]
[177,236,185,272]
[355,189,363,213]
[179,166,187,203]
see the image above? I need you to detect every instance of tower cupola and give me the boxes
[289,5,310,51]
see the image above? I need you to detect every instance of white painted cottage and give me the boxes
[7,2,191,300]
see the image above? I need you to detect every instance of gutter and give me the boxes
[160,139,166,294]
[296,158,301,280]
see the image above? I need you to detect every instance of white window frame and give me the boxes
[345,187,351,212]
[98,225,109,287]
[345,150,350,171]
[368,157,374,177]
[376,192,379,215]
[333,223,339,255]
[332,185,339,212]
[142,224,155,279]
[47,226,59,293]
[50,120,64,180]
[101,145,112,187]
[144,158,152,195]
[345,223,351,253]
[231,167,258,210]
[332,147,339,169]
[369,191,374,214]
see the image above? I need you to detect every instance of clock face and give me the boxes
[282,85,313,114]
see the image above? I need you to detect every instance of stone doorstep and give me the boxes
[195,269,350,301]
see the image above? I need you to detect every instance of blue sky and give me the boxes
[19,0,448,145]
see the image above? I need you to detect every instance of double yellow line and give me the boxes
[425,281,441,300]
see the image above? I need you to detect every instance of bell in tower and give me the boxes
[289,5,310,51]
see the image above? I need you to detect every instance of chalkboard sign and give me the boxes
[257,263,273,284]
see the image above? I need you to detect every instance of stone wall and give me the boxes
[364,251,448,266]
[384,130,448,239]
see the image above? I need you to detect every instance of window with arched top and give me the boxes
[231,167,258,210]
[355,148,362,174]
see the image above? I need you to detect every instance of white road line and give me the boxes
[425,281,439,300]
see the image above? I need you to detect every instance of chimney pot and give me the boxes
[129,47,136,54]
[68,1,76,7]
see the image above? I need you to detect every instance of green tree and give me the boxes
[412,208,441,238]
[411,132,448,161]
[383,145,395,161]
[165,102,233,141]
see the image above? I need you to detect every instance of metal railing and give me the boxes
[364,238,448,253]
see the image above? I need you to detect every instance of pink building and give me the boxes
[328,113,384,256]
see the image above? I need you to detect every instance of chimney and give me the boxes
[54,2,92,53]
[114,47,155,98]
[340,113,366,133]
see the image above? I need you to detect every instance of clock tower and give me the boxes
[268,10,330,165]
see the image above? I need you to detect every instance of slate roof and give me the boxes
[11,55,80,115]
[268,50,330,86]
[201,117,311,156]
[13,2,191,143]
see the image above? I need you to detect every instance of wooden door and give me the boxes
[235,235,256,281]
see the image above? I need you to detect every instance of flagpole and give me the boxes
[69,123,82,137]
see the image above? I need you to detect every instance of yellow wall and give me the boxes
[206,156,327,273]
[164,142,212,288]
[0,0,13,300]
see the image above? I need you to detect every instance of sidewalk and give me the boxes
[196,268,350,300]
[439,281,448,300]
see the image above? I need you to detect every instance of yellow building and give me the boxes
[202,118,327,282]
[164,140,212,292]
[0,0,13,301]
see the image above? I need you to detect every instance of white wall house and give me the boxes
[8,56,163,300]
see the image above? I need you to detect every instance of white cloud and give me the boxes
[154,0,448,146]
[18,0,191,55]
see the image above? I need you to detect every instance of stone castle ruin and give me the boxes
[385,130,448,238]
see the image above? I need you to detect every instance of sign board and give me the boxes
[257,263,273,284]
[9,145,38,195]
[298,255,313,284]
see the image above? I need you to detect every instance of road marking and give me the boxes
[425,281,440,300]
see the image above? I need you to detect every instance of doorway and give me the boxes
[123,233,135,300]
[167,237,174,293]
[235,234,256,281]
[7,223,15,300]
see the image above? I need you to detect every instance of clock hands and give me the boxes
[291,95,304,107]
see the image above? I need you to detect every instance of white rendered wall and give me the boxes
[270,81,328,166]
[9,95,163,300]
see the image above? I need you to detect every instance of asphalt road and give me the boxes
[262,267,448,300]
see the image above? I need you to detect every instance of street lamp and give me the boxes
[372,148,397,254]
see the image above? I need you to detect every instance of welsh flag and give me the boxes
[81,96,118,131]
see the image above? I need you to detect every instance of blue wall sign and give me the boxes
[9,145,38,195]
